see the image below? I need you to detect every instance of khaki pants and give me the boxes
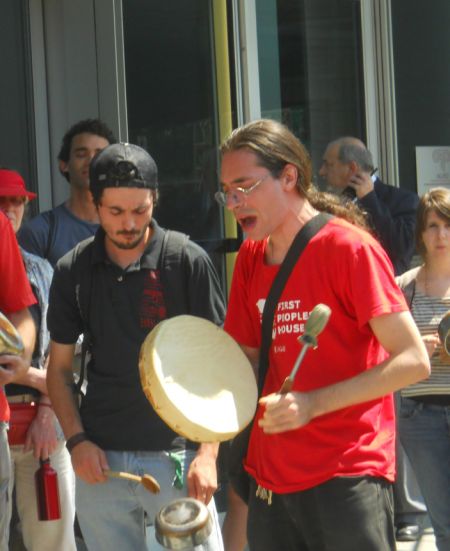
[0,423,11,551]
[9,440,77,551]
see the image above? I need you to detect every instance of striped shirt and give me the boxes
[401,289,450,397]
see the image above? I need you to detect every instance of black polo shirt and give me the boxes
[48,220,225,451]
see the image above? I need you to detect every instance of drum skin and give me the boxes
[139,315,258,442]
[0,311,24,355]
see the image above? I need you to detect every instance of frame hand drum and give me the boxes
[139,315,258,442]
[0,311,24,356]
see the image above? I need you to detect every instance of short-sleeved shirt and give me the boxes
[0,212,36,421]
[18,203,99,267]
[225,217,407,493]
[48,220,225,451]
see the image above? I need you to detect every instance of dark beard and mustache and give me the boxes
[110,228,147,249]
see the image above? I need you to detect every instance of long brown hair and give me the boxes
[221,119,369,229]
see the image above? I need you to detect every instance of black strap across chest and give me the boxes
[258,213,333,393]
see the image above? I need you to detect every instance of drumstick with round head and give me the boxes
[278,303,331,394]
[257,305,332,506]
[104,469,160,494]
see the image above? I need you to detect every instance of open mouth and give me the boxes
[238,216,257,232]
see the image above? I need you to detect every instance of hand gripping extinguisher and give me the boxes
[35,458,61,520]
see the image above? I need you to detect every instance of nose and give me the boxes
[318,164,326,178]
[122,216,136,231]
[225,191,246,211]
[225,195,237,210]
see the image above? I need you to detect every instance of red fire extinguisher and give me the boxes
[35,458,61,521]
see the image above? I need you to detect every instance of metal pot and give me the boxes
[438,311,450,355]
[154,497,212,550]
[0,311,24,356]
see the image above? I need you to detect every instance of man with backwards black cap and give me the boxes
[46,143,226,550]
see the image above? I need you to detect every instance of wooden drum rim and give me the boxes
[139,315,258,443]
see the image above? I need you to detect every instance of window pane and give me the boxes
[256,0,365,182]
[123,1,223,250]
[392,0,450,194]
[0,0,36,202]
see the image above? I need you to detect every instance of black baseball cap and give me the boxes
[89,143,158,196]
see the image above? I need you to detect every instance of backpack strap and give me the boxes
[228,213,333,503]
[44,210,56,261]
[258,212,333,393]
[160,229,189,316]
[71,241,95,396]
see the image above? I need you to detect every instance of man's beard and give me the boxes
[110,229,147,250]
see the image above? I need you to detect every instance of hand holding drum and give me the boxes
[139,315,258,443]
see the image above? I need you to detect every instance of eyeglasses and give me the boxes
[215,175,269,207]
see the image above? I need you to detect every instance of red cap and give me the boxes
[0,169,37,200]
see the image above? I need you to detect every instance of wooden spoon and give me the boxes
[104,469,160,494]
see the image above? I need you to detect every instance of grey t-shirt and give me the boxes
[18,203,99,267]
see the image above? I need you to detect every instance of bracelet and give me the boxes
[66,432,89,454]
[38,402,52,409]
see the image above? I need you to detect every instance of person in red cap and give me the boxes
[0,168,37,230]
[0,168,37,197]
[0,168,77,551]
[0,206,35,550]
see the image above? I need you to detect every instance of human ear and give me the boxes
[281,164,299,191]
[348,161,359,176]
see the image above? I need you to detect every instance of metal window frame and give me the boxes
[361,0,399,186]
[29,0,52,210]
[232,0,261,124]
[232,0,399,186]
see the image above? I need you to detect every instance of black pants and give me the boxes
[247,476,395,551]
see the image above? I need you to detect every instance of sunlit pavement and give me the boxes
[395,514,437,551]
[73,513,438,550]
[75,529,438,551]
[396,521,437,551]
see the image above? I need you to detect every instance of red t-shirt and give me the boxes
[0,212,36,421]
[225,218,407,493]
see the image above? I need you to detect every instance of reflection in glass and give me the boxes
[122,1,223,252]
[256,0,365,186]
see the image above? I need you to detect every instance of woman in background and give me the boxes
[397,187,450,551]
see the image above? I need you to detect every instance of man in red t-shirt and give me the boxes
[217,120,430,551]
[0,210,36,549]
